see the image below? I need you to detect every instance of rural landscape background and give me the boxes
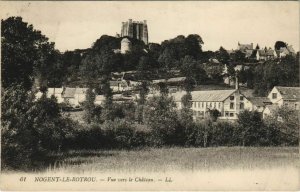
[1,1,299,191]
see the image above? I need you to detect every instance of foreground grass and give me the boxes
[48,147,299,173]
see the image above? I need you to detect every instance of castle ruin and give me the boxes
[121,19,148,45]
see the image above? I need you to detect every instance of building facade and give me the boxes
[267,86,300,110]
[172,89,253,120]
[121,19,148,44]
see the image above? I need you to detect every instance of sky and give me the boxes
[1,1,299,52]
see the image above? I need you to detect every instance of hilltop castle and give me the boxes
[121,19,148,45]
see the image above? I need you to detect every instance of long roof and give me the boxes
[275,86,300,100]
[171,89,237,102]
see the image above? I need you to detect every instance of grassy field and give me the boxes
[48,147,299,173]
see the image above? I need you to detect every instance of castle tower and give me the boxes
[121,38,132,54]
[120,19,148,45]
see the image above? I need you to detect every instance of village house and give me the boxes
[47,88,64,103]
[247,97,272,113]
[262,104,279,119]
[73,88,88,106]
[237,42,253,52]
[62,87,76,106]
[278,45,295,58]
[110,80,130,92]
[267,86,300,109]
[256,48,277,61]
[172,87,253,121]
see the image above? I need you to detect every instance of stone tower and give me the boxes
[121,38,132,54]
[121,19,148,45]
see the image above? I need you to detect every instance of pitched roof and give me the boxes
[74,88,88,94]
[287,45,295,54]
[238,43,253,51]
[248,97,272,107]
[167,77,186,83]
[62,88,76,98]
[264,104,279,113]
[191,89,237,102]
[275,86,300,100]
[245,50,254,57]
[110,81,128,87]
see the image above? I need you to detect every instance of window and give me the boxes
[193,102,196,108]
[240,96,244,101]
[229,113,234,117]
[272,93,277,99]
[202,102,204,108]
[230,96,234,100]
[210,103,212,108]
[219,102,221,108]
[240,103,244,110]
[225,112,229,117]
[295,103,298,110]
[198,102,200,108]
[230,102,234,109]
[214,102,216,108]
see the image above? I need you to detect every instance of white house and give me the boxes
[62,87,76,106]
[110,80,129,92]
[73,88,88,106]
[267,86,300,110]
[47,88,64,103]
[247,97,272,113]
[171,89,253,120]
[262,104,279,119]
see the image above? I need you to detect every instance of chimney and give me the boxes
[235,75,239,90]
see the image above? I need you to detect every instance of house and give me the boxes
[110,80,129,92]
[256,49,276,61]
[47,88,64,103]
[237,42,253,52]
[35,87,64,103]
[94,95,105,106]
[62,87,76,106]
[267,86,300,110]
[171,88,253,120]
[74,88,88,106]
[247,97,272,113]
[262,104,279,119]
[278,45,295,58]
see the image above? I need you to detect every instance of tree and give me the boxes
[274,41,287,50]
[144,94,182,146]
[1,17,55,90]
[83,88,97,124]
[216,46,230,64]
[237,110,264,146]
[1,85,73,170]
[270,106,299,145]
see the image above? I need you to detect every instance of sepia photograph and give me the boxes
[0,1,299,191]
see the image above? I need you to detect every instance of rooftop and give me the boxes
[275,86,300,100]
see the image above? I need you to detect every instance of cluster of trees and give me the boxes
[1,17,75,170]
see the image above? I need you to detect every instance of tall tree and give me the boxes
[1,17,55,90]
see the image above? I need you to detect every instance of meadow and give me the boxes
[48,147,299,173]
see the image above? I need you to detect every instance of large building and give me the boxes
[172,89,253,120]
[121,19,148,44]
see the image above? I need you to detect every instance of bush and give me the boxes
[1,86,74,170]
